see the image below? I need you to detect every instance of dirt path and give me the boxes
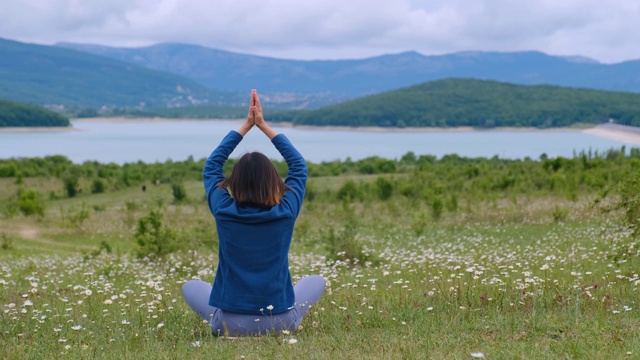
[9,225,94,251]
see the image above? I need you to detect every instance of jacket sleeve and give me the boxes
[272,134,307,216]
[203,131,243,213]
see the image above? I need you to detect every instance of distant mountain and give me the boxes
[287,78,640,128]
[0,99,69,127]
[0,38,239,108]
[58,42,640,99]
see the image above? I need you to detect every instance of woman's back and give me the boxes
[182,90,324,336]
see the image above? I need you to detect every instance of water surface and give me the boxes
[0,120,629,164]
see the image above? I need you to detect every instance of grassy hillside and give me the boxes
[0,99,70,127]
[0,151,639,358]
[0,38,238,108]
[288,78,640,128]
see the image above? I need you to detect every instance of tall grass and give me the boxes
[0,155,639,358]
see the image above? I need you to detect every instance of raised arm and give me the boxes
[203,131,243,203]
[203,92,255,203]
[272,134,307,216]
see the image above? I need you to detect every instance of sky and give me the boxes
[1,0,639,63]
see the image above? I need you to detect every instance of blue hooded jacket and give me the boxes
[203,130,307,314]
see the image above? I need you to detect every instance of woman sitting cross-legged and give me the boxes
[182,89,326,336]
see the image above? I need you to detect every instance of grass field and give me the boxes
[1,174,638,359]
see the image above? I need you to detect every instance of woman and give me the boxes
[182,89,326,336]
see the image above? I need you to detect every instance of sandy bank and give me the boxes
[582,123,640,145]
[0,126,77,133]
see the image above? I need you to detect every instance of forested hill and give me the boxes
[0,99,70,127]
[288,79,640,128]
[0,38,237,108]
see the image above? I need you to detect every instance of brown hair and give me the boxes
[219,152,286,208]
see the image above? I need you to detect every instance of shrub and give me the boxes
[17,188,45,217]
[134,209,177,258]
[1,233,14,250]
[91,179,106,194]
[64,176,79,198]
[374,176,394,200]
[171,181,188,203]
[431,197,444,221]
[337,180,361,201]
[598,173,640,237]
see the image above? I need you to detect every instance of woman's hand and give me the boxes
[251,90,277,139]
[237,91,256,136]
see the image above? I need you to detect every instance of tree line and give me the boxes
[285,78,640,128]
[1,146,639,200]
[81,78,640,129]
[0,99,70,127]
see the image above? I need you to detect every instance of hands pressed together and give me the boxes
[238,89,277,139]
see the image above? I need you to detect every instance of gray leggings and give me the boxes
[182,275,326,336]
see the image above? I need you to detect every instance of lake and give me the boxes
[0,120,633,164]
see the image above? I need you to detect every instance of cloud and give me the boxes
[1,0,639,62]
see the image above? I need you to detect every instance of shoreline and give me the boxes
[1,118,640,145]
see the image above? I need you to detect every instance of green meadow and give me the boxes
[0,150,639,359]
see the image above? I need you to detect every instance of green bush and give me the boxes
[134,209,177,258]
[1,233,14,250]
[599,173,640,237]
[431,197,444,221]
[17,188,45,217]
[171,181,188,203]
[337,180,361,201]
[64,176,79,197]
[91,179,106,194]
[374,176,394,200]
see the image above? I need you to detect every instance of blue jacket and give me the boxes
[203,130,307,314]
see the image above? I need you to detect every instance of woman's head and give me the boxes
[220,152,285,208]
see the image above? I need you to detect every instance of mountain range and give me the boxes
[58,42,640,98]
[2,37,640,110]
[0,38,239,108]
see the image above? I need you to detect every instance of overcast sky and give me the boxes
[1,0,639,63]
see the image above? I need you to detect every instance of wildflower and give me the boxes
[266,305,274,311]
[84,289,92,296]
[288,338,298,344]
[24,300,33,306]
[104,299,112,305]
[471,352,485,358]
[426,307,433,311]
[540,264,549,271]
[72,325,82,330]
[157,322,165,329]
[192,341,201,347]
[122,320,130,325]
[282,330,290,335]
[58,338,67,343]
